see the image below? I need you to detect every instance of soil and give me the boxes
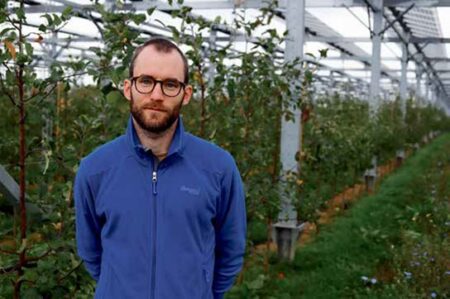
[299,157,399,245]
[254,150,413,254]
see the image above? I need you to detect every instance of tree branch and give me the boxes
[0,264,18,275]
[0,71,19,107]
[87,11,105,40]
[57,261,83,284]
[2,61,13,73]
[25,83,57,103]
[6,15,20,31]
[25,248,52,263]
[0,248,16,255]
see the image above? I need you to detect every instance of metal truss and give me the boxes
[6,0,450,105]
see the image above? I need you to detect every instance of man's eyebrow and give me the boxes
[139,74,181,81]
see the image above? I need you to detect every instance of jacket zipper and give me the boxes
[151,158,158,299]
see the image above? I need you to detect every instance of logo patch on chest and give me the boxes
[180,185,200,196]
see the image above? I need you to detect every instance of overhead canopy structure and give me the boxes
[3,0,450,110]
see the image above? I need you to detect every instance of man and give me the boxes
[74,37,246,299]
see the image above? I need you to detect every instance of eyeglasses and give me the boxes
[131,75,185,97]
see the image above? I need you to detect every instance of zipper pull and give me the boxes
[152,171,158,195]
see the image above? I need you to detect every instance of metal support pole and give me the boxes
[329,71,335,95]
[364,155,377,192]
[274,0,306,261]
[437,89,444,112]
[432,84,437,105]
[104,0,115,11]
[42,32,58,142]
[207,29,217,88]
[400,41,407,113]
[397,41,408,166]
[360,82,368,100]
[366,0,383,188]
[436,88,442,113]
[369,0,384,113]
[416,64,423,103]
[346,79,351,97]
[425,74,430,102]
[437,89,449,116]
[445,98,450,116]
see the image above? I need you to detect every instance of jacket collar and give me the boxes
[126,114,185,163]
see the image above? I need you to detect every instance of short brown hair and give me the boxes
[129,37,189,84]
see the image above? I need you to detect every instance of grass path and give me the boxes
[229,134,450,298]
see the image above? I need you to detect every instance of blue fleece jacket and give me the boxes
[74,116,246,299]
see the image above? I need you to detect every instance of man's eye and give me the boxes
[139,77,154,85]
[164,80,179,89]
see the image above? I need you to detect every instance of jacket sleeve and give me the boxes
[213,156,247,297]
[74,162,103,281]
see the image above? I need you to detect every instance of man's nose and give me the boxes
[150,82,165,99]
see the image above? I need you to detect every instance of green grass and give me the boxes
[229,134,450,299]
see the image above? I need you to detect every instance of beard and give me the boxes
[130,92,183,134]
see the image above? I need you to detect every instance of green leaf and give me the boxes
[247,274,266,290]
[62,6,73,20]
[21,288,40,298]
[0,27,13,37]
[16,52,29,65]
[167,25,180,40]
[41,14,53,26]
[226,80,235,99]
[25,42,33,57]
[319,48,329,58]
[132,13,146,25]
[147,7,156,16]
[304,69,313,84]
[52,14,62,26]
[15,7,25,20]
[106,90,123,104]
[38,24,47,32]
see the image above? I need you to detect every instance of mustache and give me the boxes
[141,104,167,112]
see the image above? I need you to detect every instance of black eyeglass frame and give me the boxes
[130,75,186,97]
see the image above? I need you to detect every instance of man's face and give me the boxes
[124,46,192,134]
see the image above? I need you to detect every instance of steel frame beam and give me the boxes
[387,6,450,103]
[279,0,305,224]
[310,36,450,43]
[369,0,383,109]
[400,39,408,102]
[21,0,450,13]
[14,0,450,103]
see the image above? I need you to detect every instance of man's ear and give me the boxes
[123,79,132,102]
[182,85,193,106]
